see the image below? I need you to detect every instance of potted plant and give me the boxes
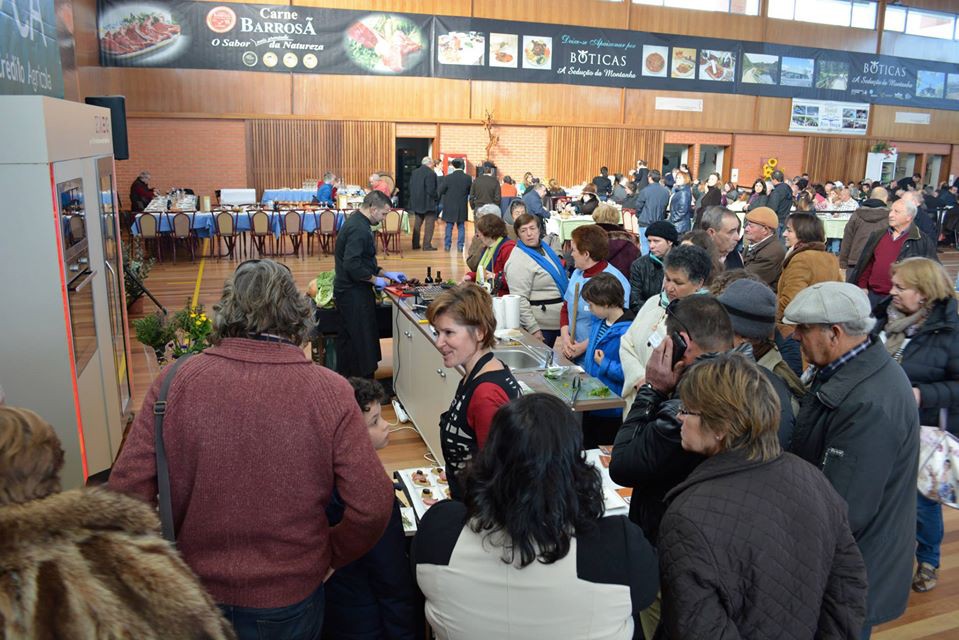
[132,303,213,366]
[123,241,154,313]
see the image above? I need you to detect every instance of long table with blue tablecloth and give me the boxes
[132,209,411,238]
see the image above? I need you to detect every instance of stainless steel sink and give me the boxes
[493,346,547,371]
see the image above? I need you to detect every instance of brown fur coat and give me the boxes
[0,488,235,639]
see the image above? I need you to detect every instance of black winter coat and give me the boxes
[438,170,472,223]
[846,223,938,289]
[323,497,418,640]
[658,450,867,640]
[766,181,794,225]
[694,186,722,227]
[874,296,959,432]
[789,339,919,626]
[628,254,664,313]
[407,165,437,214]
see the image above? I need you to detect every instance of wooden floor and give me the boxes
[125,228,959,638]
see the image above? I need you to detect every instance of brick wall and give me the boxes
[396,123,437,138]
[730,134,805,186]
[439,124,547,182]
[117,119,248,206]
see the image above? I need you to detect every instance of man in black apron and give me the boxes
[333,191,406,378]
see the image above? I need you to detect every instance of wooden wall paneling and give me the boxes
[629,6,762,41]
[624,90,756,131]
[803,136,873,183]
[295,0,471,16]
[78,68,293,115]
[294,75,471,121]
[72,0,99,68]
[870,105,959,144]
[763,19,877,53]
[473,0,628,29]
[548,127,663,185]
[753,96,793,133]
[881,32,959,64]
[471,81,624,126]
[247,120,395,195]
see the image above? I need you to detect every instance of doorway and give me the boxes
[895,153,917,182]
[396,138,432,209]
[699,145,726,181]
[663,144,691,176]
[924,155,945,187]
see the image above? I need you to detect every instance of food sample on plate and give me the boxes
[671,47,696,79]
[346,14,424,74]
[437,31,485,66]
[100,12,181,58]
[422,488,438,506]
[699,50,735,82]
[412,470,431,486]
[522,36,552,69]
[433,467,448,484]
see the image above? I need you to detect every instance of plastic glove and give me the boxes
[384,271,407,283]
[373,277,389,289]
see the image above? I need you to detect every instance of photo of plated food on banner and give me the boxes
[522,35,552,70]
[99,4,186,64]
[742,53,779,85]
[345,13,425,74]
[489,33,518,68]
[437,31,486,66]
[642,45,667,78]
[670,47,696,79]
[699,49,735,81]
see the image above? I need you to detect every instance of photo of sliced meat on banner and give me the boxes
[99,4,187,64]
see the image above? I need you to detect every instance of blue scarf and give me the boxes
[517,241,569,296]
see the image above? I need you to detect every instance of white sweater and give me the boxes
[619,296,667,409]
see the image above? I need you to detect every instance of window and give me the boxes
[884,6,958,41]
[767,0,876,29]
[632,0,759,15]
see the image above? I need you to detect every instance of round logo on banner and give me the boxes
[303,54,318,69]
[263,52,278,68]
[206,6,237,33]
[283,53,298,68]
[242,51,258,67]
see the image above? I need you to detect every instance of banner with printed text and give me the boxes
[97,0,959,114]
[1,0,64,97]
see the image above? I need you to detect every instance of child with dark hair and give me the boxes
[323,378,418,640]
[580,273,635,449]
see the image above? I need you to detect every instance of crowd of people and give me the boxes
[3,161,957,640]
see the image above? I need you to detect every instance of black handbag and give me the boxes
[153,353,194,542]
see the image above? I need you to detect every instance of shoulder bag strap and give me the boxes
[154,353,194,542]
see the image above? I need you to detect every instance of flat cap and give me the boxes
[781,281,872,326]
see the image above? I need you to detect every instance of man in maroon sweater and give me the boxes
[847,198,938,308]
[110,260,394,639]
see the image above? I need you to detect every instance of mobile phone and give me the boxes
[670,331,688,368]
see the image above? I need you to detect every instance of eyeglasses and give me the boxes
[677,404,700,417]
[236,259,292,275]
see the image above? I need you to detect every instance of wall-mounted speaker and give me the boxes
[84,95,129,160]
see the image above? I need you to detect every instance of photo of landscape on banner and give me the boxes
[96,0,959,112]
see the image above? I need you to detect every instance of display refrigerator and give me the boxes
[0,96,132,488]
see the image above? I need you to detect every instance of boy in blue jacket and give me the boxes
[580,273,635,449]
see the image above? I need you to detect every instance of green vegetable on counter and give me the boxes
[588,386,611,398]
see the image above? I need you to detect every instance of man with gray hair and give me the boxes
[783,282,918,638]
[846,196,937,307]
[699,206,743,271]
[129,171,156,212]
[316,171,336,205]
[408,157,438,251]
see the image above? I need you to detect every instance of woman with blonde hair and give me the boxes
[658,354,867,639]
[0,406,234,639]
[592,202,639,279]
[873,257,959,593]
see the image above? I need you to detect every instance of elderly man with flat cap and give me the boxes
[783,281,918,639]
[742,206,786,288]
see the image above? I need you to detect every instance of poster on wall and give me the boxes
[789,99,869,136]
[1,0,64,97]
[95,0,959,113]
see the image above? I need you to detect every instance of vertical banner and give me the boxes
[1,0,64,97]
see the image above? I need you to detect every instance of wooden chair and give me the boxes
[214,210,239,259]
[314,209,338,256]
[379,209,403,256]
[169,212,196,263]
[280,210,304,258]
[135,214,163,262]
[249,210,273,257]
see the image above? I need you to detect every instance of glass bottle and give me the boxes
[436,270,442,283]
[425,267,433,284]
